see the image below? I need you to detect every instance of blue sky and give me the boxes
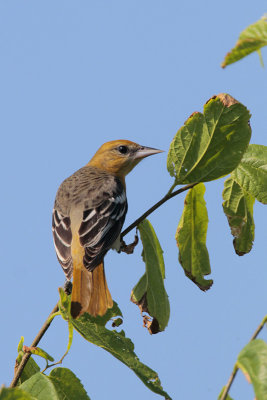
[0,2,267,399]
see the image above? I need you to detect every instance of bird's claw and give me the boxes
[64,279,72,295]
[120,234,139,254]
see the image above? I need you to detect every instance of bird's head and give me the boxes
[88,140,163,179]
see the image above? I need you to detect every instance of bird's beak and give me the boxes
[134,146,164,160]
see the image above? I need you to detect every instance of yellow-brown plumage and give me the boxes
[52,140,162,318]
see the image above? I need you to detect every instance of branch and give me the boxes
[10,303,59,388]
[220,315,267,400]
[121,182,197,238]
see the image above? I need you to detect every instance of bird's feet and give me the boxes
[120,234,139,254]
[64,279,72,295]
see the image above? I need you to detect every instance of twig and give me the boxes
[250,315,267,341]
[220,315,267,400]
[220,364,238,400]
[10,303,59,388]
[121,182,197,238]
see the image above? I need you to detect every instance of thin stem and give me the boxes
[41,321,73,374]
[10,303,59,388]
[220,315,267,400]
[250,315,267,341]
[121,182,197,238]
[220,364,238,400]
[166,181,177,196]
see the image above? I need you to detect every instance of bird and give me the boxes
[52,140,163,319]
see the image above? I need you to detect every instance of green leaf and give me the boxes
[19,358,41,385]
[222,16,267,68]
[69,304,171,399]
[23,346,54,362]
[15,337,41,385]
[58,287,71,321]
[59,287,123,326]
[167,94,251,185]
[58,276,171,398]
[0,387,36,400]
[237,339,267,399]
[111,317,123,327]
[20,369,90,400]
[223,176,255,255]
[49,368,90,400]
[232,144,267,204]
[131,219,170,334]
[131,273,147,304]
[17,337,24,353]
[176,183,213,290]
[20,373,58,399]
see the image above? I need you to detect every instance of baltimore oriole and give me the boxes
[52,140,162,318]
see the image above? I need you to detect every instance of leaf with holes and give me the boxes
[59,290,172,399]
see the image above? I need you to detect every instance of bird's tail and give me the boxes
[71,261,113,319]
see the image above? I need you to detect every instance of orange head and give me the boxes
[88,140,163,179]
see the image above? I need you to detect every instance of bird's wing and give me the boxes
[52,208,73,279]
[79,190,128,271]
[53,167,127,276]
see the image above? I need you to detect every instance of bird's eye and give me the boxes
[118,145,129,154]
